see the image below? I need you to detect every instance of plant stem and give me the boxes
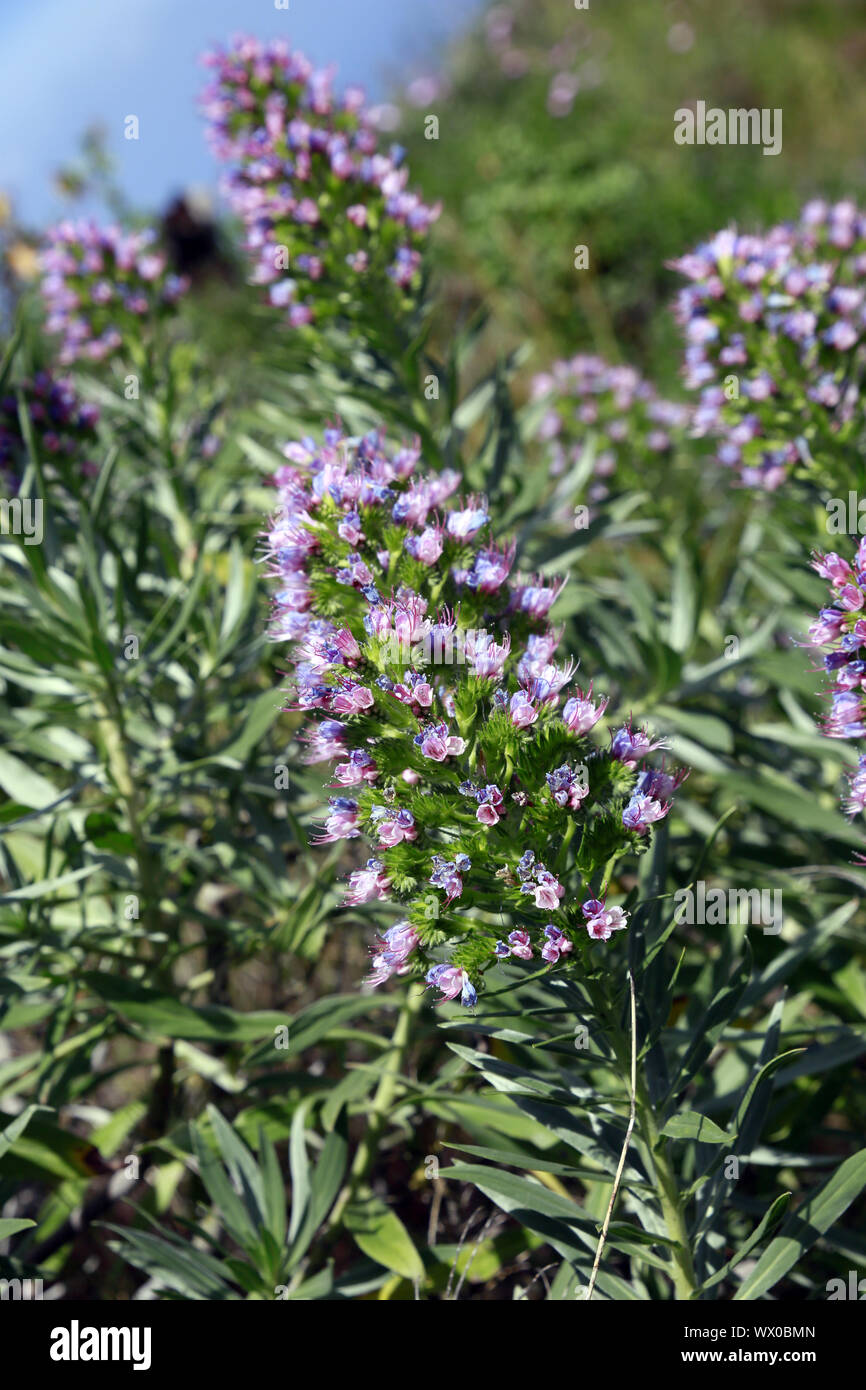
[585,970,636,1300]
[635,1079,697,1300]
[586,971,697,1300]
[95,691,176,1134]
[328,981,424,1228]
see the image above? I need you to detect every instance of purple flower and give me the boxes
[446,496,489,538]
[562,686,608,734]
[344,859,392,904]
[541,924,573,963]
[370,806,417,847]
[314,797,360,843]
[40,221,186,364]
[610,723,666,768]
[495,929,534,961]
[430,854,468,903]
[507,690,539,728]
[585,905,629,941]
[201,36,440,327]
[622,792,669,834]
[426,964,476,1006]
[415,721,466,762]
[546,764,589,811]
[366,922,420,986]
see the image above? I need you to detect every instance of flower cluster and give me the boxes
[808,544,866,817]
[265,424,682,1004]
[530,355,691,505]
[40,221,188,365]
[670,201,866,489]
[200,35,440,328]
[0,371,100,486]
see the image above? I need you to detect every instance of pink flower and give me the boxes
[301,719,347,763]
[838,584,864,613]
[416,722,466,761]
[446,496,489,538]
[332,750,378,785]
[562,686,608,734]
[373,808,417,846]
[465,630,511,680]
[313,796,360,843]
[334,628,361,661]
[508,691,538,728]
[509,930,533,960]
[365,921,419,986]
[513,577,566,619]
[331,682,374,714]
[530,871,564,912]
[392,592,430,644]
[585,906,629,941]
[344,859,392,904]
[404,524,444,565]
[622,793,669,834]
[426,964,476,1006]
[541,925,573,963]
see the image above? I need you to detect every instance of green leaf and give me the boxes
[0,1217,36,1238]
[700,1193,792,1292]
[258,1128,288,1249]
[0,865,102,904]
[83,972,289,1042]
[288,1102,312,1244]
[285,994,394,1056]
[0,1104,47,1160]
[83,811,136,855]
[0,750,59,810]
[344,1194,425,1282]
[660,1111,732,1145]
[287,1126,348,1269]
[191,1126,258,1251]
[106,1225,233,1300]
[734,1149,866,1300]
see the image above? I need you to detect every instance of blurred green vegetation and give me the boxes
[401,0,866,384]
[0,0,864,1303]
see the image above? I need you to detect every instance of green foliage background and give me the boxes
[0,0,864,1302]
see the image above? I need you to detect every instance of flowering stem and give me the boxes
[95,690,176,1135]
[328,981,424,1229]
[635,1078,698,1300]
[585,970,636,1300]
[585,970,697,1300]
[555,817,577,873]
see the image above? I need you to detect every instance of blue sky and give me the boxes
[0,0,481,228]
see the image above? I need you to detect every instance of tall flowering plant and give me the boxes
[201,36,440,330]
[670,199,866,490]
[40,221,188,366]
[808,544,866,820]
[673,202,866,827]
[265,425,683,1006]
[1,369,100,489]
[530,353,691,505]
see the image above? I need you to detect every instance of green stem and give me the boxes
[634,1075,698,1300]
[329,981,424,1229]
[586,972,697,1300]
[95,691,176,1134]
